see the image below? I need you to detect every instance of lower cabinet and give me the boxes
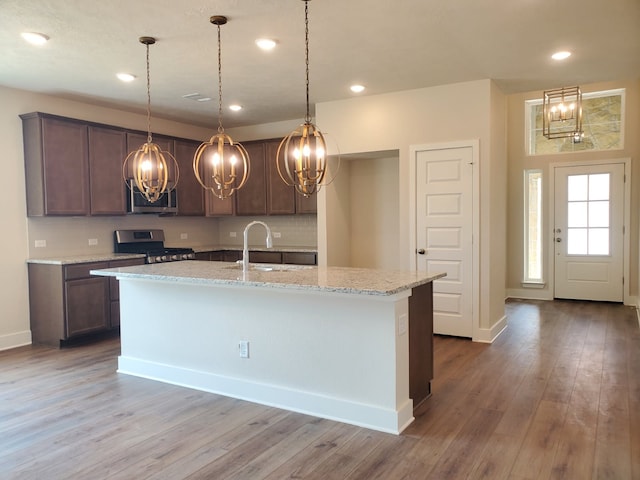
[28,258,145,347]
[195,250,317,265]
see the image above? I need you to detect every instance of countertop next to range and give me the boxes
[26,246,317,265]
[91,261,446,297]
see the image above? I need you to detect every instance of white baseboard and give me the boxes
[473,315,507,343]
[0,330,32,351]
[118,356,414,435]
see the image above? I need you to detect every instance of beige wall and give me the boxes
[506,79,640,304]
[316,79,508,337]
[0,85,314,350]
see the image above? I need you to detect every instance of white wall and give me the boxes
[316,80,507,333]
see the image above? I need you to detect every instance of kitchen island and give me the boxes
[91,261,444,434]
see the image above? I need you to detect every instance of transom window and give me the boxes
[526,89,624,156]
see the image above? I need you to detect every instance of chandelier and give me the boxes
[276,0,339,197]
[123,37,179,203]
[193,16,250,200]
[542,86,584,142]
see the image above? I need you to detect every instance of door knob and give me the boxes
[556,238,562,243]
[417,249,426,254]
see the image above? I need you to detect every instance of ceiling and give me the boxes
[2,0,639,129]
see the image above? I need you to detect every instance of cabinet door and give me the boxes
[65,277,110,338]
[265,140,296,215]
[296,190,317,214]
[41,117,90,215]
[249,251,283,264]
[173,139,205,216]
[235,142,267,216]
[282,252,317,265]
[88,125,127,215]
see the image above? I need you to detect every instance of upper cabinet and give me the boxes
[235,141,268,216]
[20,112,316,217]
[173,138,205,216]
[88,125,128,215]
[21,112,91,216]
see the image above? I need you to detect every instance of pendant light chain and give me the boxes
[304,0,311,123]
[217,23,224,134]
[145,41,152,144]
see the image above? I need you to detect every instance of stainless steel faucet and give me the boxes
[242,221,273,272]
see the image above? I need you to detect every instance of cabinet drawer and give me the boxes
[249,251,282,264]
[109,258,145,301]
[282,252,317,265]
[64,262,109,280]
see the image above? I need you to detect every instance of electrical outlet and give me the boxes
[398,314,408,336]
[239,340,250,358]
[34,239,46,248]
[88,238,98,246]
[180,233,188,240]
[273,232,282,238]
[230,232,237,238]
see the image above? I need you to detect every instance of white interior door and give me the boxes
[554,163,624,302]
[415,146,473,337]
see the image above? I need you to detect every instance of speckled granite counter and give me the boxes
[27,253,145,265]
[91,260,444,296]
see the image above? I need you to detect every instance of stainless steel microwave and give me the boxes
[126,185,178,214]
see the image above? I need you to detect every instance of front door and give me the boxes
[553,163,625,302]
[415,146,474,337]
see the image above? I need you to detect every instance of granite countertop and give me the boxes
[27,253,146,265]
[91,260,445,296]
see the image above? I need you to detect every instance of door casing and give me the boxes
[548,157,631,305]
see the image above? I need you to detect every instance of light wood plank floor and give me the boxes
[1,299,639,479]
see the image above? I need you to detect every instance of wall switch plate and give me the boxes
[88,238,98,246]
[180,233,188,240]
[239,340,250,358]
[273,232,282,238]
[34,240,46,248]
[230,232,237,238]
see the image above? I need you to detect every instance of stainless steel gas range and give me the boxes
[114,229,195,264]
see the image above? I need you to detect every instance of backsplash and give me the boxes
[216,215,317,248]
[27,214,317,258]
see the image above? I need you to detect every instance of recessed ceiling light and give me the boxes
[350,84,365,93]
[116,72,136,82]
[21,32,49,46]
[256,38,277,51]
[551,51,572,60]
[229,104,242,112]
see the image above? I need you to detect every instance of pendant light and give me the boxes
[193,16,250,200]
[123,37,179,203]
[542,86,584,142]
[276,0,339,197]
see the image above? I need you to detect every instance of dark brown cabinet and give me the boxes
[408,282,434,410]
[88,125,128,215]
[21,112,90,216]
[248,251,282,264]
[235,142,268,216]
[196,249,316,265]
[265,140,296,215]
[282,252,317,265]
[28,257,145,347]
[173,139,205,216]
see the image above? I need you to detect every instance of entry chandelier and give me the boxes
[542,86,584,142]
[123,37,179,203]
[193,16,249,200]
[276,0,339,197]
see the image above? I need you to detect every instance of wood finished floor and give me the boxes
[1,299,639,479]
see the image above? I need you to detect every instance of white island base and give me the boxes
[119,280,411,434]
[95,262,443,434]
